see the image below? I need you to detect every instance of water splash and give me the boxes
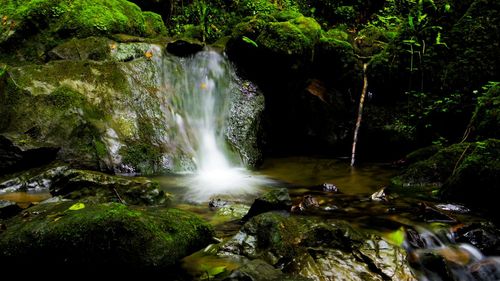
[162,50,269,202]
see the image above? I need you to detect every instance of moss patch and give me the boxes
[0,201,214,272]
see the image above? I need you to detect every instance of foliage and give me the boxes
[469,82,500,139]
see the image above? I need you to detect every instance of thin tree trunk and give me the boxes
[351,63,369,166]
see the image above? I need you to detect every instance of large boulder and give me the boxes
[440,139,500,217]
[0,0,166,63]
[391,139,500,218]
[0,43,175,174]
[0,201,214,274]
[390,142,471,188]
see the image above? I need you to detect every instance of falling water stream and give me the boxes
[161,51,270,202]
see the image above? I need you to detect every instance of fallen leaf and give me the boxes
[385,227,405,246]
[145,50,153,59]
[68,202,85,211]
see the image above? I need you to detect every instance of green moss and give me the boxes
[120,142,162,175]
[440,139,500,214]
[0,202,214,271]
[0,0,165,63]
[94,139,107,158]
[256,16,321,55]
[143,11,167,36]
[390,142,472,188]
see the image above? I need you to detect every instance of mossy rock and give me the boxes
[390,142,472,188]
[440,139,500,216]
[0,0,166,41]
[0,201,214,273]
[0,0,166,63]
[0,47,191,174]
[256,16,321,56]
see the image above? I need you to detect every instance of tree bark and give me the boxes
[351,63,369,166]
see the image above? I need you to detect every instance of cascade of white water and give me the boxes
[162,50,269,202]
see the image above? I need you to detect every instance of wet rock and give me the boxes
[312,182,339,193]
[454,222,500,255]
[224,259,310,281]
[226,78,265,168]
[215,204,251,221]
[469,258,500,280]
[322,183,339,192]
[39,196,71,204]
[49,168,170,206]
[417,202,456,223]
[242,188,292,221]
[209,198,229,210]
[219,212,416,281]
[435,203,470,214]
[0,201,213,273]
[166,39,204,57]
[0,200,22,219]
[370,187,388,202]
[1,166,169,205]
[291,195,319,213]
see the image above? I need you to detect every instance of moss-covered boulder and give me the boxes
[0,201,214,273]
[390,142,471,188]
[391,139,500,217]
[227,13,321,73]
[440,139,500,216]
[0,41,186,174]
[0,0,166,63]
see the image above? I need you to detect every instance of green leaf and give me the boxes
[242,36,258,48]
[385,227,405,246]
[444,3,451,12]
[408,15,414,30]
[68,202,85,211]
[207,266,226,276]
[435,32,448,48]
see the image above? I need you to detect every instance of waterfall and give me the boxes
[160,50,269,202]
